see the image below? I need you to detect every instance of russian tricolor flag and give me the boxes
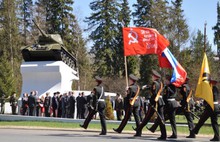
[159,48,187,87]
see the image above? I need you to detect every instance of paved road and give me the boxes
[0,127,214,142]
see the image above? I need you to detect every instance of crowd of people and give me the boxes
[17,91,94,119]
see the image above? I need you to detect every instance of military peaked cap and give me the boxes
[95,76,102,81]
[129,74,138,81]
[152,69,161,78]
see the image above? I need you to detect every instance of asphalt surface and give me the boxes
[0,127,214,142]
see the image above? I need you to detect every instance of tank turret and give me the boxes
[21,20,77,70]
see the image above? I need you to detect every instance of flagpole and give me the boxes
[121,20,129,88]
[124,56,128,87]
[204,21,207,52]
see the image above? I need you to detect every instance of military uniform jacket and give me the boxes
[179,83,190,109]
[164,83,178,108]
[213,86,220,113]
[127,83,140,107]
[93,84,105,108]
[150,79,165,106]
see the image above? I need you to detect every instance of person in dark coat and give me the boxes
[21,93,29,115]
[9,92,17,115]
[52,92,59,117]
[28,91,36,116]
[80,92,87,119]
[113,74,141,134]
[133,70,166,140]
[61,92,68,118]
[67,91,76,118]
[44,92,51,117]
[76,93,82,119]
[58,94,63,117]
[80,76,107,135]
[193,78,220,141]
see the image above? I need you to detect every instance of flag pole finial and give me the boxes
[204,21,207,52]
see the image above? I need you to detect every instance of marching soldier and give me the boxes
[148,76,196,138]
[163,75,178,138]
[193,78,220,141]
[80,76,107,135]
[133,70,166,140]
[113,74,140,133]
[178,76,195,138]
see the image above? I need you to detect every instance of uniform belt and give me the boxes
[214,102,219,104]
[159,96,163,98]
[167,98,175,101]
[98,99,105,102]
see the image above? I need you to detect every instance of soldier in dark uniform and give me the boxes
[113,74,140,134]
[133,70,166,140]
[178,76,195,138]
[80,76,107,135]
[163,75,178,138]
[148,76,196,138]
[193,78,220,141]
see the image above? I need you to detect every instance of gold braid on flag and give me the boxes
[129,86,140,106]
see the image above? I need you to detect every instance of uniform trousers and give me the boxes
[114,103,140,133]
[135,104,166,137]
[194,105,219,140]
[80,101,107,134]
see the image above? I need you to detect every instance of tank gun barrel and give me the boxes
[32,20,48,38]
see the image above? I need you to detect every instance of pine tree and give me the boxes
[69,21,92,90]
[0,52,16,97]
[85,0,123,76]
[213,2,220,59]
[187,30,217,89]
[17,0,33,45]
[167,0,189,58]
[0,0,21,96]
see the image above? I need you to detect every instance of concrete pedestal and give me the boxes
[20,61,79,97]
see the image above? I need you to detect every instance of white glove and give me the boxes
[142,85,148,89]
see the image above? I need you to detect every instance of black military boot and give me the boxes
[134,130,142,137]
[113,128,121,133]
[186,131,196,138]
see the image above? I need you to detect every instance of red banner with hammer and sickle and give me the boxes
[123,27,169,56]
